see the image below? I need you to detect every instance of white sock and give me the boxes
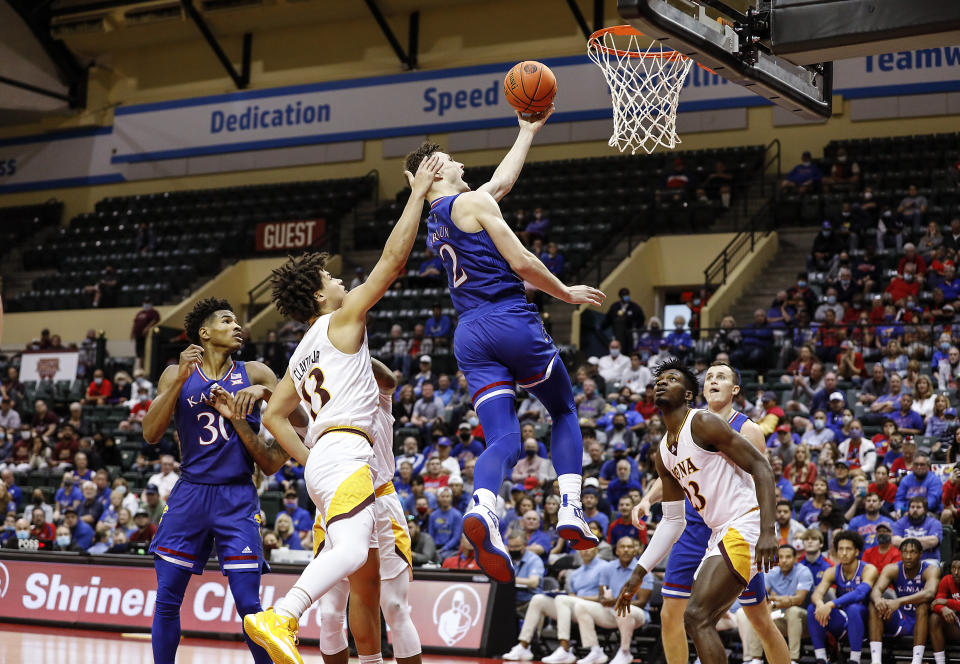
[814,648,828,662]
[558,474,582,507]
[912,645,925,664]
[934,651,946,664]
[850,650,862,663]
[358,654,382,664]
[473,488,497,511]
[275,586,312,620]
[870,641,882,664]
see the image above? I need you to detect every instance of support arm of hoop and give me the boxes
[364,0,419,70]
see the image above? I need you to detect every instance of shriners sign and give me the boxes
[0,559,491,651]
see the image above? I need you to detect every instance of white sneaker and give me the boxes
[542,645,577,664]
[557,498,600,550]
[502,643,534,661]
[576,646,608,664]
[608,649,633,664]
[463,504,514,583]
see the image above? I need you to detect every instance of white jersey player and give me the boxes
[615,358,779,664]
[244,154,442,664]
[315,358,422,664]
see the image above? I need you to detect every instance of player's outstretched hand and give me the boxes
[564,285,605,307]
[614,578,640,617]
[517,103,555,131]
[177,344,204,382]
[756,531,779,573]
[205,384,237,421]
[234,385,269,419]
[405,153,444,196]
[631,501,650,529]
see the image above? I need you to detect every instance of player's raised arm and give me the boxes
[477,105,554,201]
[261,368,311,466]
[332,155,442,342]
[234,360,308,428]
[616,449,686,615]
[464,191,604,307]
[690,410,778,572]
[142,344,203,444]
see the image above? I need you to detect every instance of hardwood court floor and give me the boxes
[0,622,508,664]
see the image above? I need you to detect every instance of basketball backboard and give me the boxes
[617,0,960,119]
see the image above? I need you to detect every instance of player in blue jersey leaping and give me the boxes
[141,297,310,664]
[402,106,606,583]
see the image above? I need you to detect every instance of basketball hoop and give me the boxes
[587,25,701,155]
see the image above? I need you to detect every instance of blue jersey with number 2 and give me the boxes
[426,193,526,315]
[175,360,260,485]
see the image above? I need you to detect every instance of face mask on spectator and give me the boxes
[20,430,30,439]
[942,342,951,351]
[621,295,630,302]
[616,404,628,414]
[139,394,148,402]
[16,530,29,540]
[797,281,807,288]
[827,296,837,305]
[526,449,537,458]
[468,417,479,427]
[416,505,428,514]
[56,535,71,547]
[850,428,862,439]
[842,415,853,425]
[510,549,524,561]
[610,349,620,358]
[459,431,470,441]
[814,418,825,430]
[877,532,892,545]
[283,501,298,511]
[3,524,14,532]
[904,273,914,282]
[94,378,103,385]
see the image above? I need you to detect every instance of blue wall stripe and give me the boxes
[0,125,112,148]
[0,173,125,194]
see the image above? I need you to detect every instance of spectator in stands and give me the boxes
[768,426,798,469]
[508,530,545,610]
[798,528,833,586]
[924,394,951,439]
[732,309,773,372]
[141,484,166,524]
[131,298,160,369]
[85,264,118,308]
[709,315,742,359]
[828,460,856,512]
[424,303,452,346]
[0,397,20,431]
[512,438,550,484]
[87,525,111,554]
[800,478,831,527]
[849,492,894,548]
[540,242,564,277]
[892,394,924,435]
[147,455,179,501]
[895,455,942,515]
[858,363,889,409]
[889,435,916,477]
[411,382,444,443]
[129,508,157,544]
[29,506,54,541]
[785,444,817,498]
[77,480,103,526]
[441,534,479,570]
[607,495,644,546]
[607,458,643,509]
[260,330,287,377]
[393,385,416,428]
[930,558,960,656]
[703,159,734,206]
[411,354,435,395]
[862,521,901,571]
[824,147,860,190]
[63,507,94,549]
[937,346,960,390]
[664,315,693,361]
[664,157,692,190]
[775,499,805,549]
[892,496,942,562]
[407,517,438,566]
[814,288,844,322]
[32,399,58,441]
[838,421,876,474]
[54,473,82,518]
[814,309,845,362]
[602,288,645,353]
[885,263,920,304]
[52,524,84,552]
[274,513,302,550]
[836,340,866,382]
[83,369,113,406]
[809,221,844,272]
[781,150,822,193]
[575,379,606,422]
[941,466,960,526]
[898,184,928,229]
[598,339,630,386]
[418,247,443,279]
[573,536,652,664]
[518,207,550,246]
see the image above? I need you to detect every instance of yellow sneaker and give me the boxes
[243,608,304,664]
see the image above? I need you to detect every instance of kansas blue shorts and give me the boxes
[454,300,559,408]
[884,608,916,637]
[149,479,266,575]
[662,518,767,604]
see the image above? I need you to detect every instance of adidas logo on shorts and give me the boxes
[241,546,252,554]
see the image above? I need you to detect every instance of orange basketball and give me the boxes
[503,61,557,115]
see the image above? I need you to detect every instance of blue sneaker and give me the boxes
[557,496,600,550]
[463,505,515,583]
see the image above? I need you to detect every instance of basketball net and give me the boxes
[587,26,696,155]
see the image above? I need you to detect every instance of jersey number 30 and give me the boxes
[197,412,229,445]
[438,244,468,288]
[300,367,331,418]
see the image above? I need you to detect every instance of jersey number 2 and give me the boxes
[438,244,468,288]
[197,412,229,445]
[300,367,331,418]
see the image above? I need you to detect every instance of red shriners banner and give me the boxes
[0,559,490,650]
[255,220,326,252]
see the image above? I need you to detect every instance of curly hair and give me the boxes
[184,297,233,344]
[653,356,699,400]
[270,252,329,323]
[404,141,441,177]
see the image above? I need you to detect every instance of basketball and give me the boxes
[503,60,557,115]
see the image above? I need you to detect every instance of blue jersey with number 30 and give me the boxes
[426,193,526,315]
[174,360,260,485]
